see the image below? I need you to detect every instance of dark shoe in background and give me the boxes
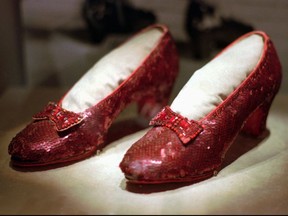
[83,0,157,43]
[185,0,254,59]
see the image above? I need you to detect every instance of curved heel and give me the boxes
[136,33,179,122]
[137,84,173,122]
[241,95,275,137]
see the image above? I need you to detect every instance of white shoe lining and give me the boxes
[61,28,163,113]
[171,34,264,120]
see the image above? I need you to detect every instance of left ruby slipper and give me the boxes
[8,24,179,167]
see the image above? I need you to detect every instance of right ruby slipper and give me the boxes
[119,30,282,184]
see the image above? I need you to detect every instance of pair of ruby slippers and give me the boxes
[9,24,282,184]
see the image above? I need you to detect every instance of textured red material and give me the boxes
[149,106,203,144]
[119,31,282,184]
[8,24,179,167]
[32,102,84,131]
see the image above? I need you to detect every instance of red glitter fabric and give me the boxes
[119,31,282,184]
[149,106,203,144]
[8,24,179,167]
[32,102,84,131]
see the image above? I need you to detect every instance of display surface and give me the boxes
[0,88,287,214]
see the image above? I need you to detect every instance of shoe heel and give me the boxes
[241,95,275,137]
[136,29,179,123]
[137,86,172,122]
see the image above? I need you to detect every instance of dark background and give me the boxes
[0,0,287,96]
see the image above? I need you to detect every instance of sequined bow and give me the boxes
[149,106,203,144]
[32,102,84,131]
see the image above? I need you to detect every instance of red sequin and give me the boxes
[32,102,84,131]
[149,106,203,144]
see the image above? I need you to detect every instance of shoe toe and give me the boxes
[120,126,190,183]
[120,126,223,184]
[8,120,70,165]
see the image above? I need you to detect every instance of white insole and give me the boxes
[61,28,163,113]
[171,34,264,120]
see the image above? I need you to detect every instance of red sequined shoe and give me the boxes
[120,30,282,184]
[8,24,179,167]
